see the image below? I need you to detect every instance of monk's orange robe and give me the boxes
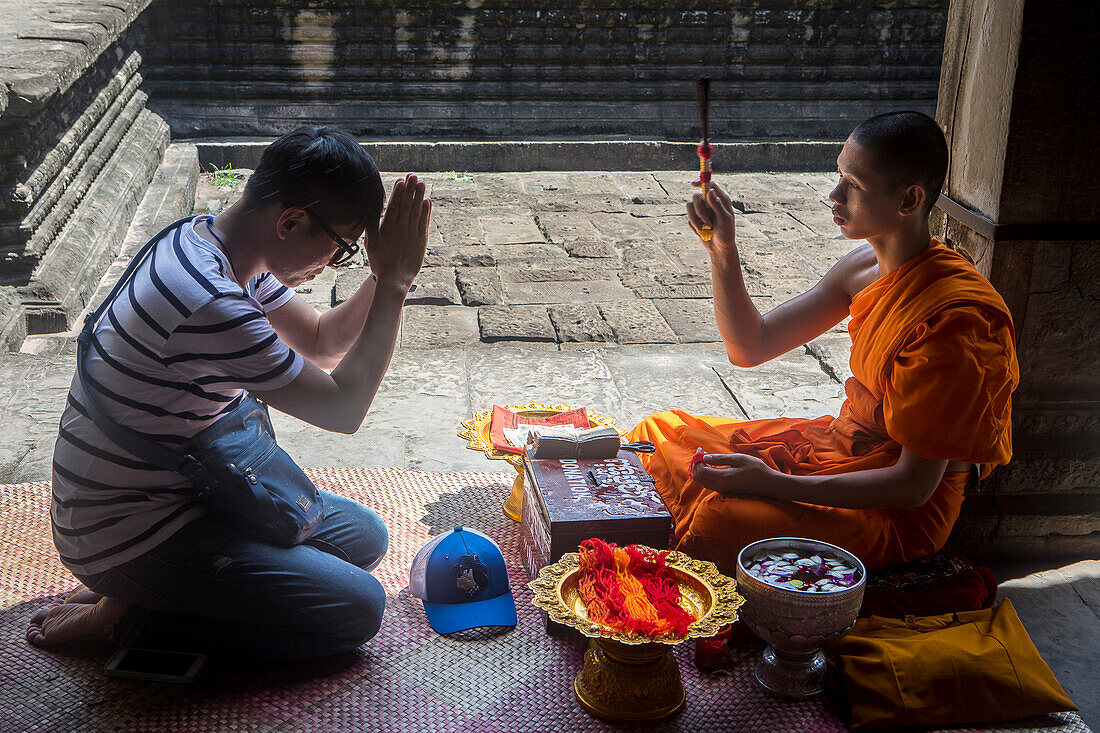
[628,240,1019,571]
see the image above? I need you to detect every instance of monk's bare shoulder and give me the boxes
[823,243,879,300]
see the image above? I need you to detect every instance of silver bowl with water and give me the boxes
[735,537,866,699]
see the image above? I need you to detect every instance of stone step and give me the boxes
[82,142,199,330]
[198,140,843,174]
[0,53,143,219]
[0,87,149,256]
[16,110,169,341]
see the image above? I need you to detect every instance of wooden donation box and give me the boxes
[520,450,672,581]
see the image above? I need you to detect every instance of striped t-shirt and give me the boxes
[52,217,304,576]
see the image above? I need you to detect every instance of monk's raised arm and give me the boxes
[689,182,872,367]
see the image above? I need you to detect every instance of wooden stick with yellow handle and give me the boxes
[694,76,714,242]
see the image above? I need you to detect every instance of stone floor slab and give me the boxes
[405,267,460,306]
[712,348,845,420]
[598,300,678,344]
[547,303,615,343]
[332,268,369,307]
[455,267,502,306]
[488,243,568,264]
[478,210,544,245]
[619,241,678,270]
[999,561,1100,725]
[497,260,609,283]
[477,304,556,342]
[586,211,660,241]
[599,345,750,428]
[473,173,530,205]
[436,213,484,246]
[268,416,406,469]
[611,172,672,202]
[655,299,722,343]
[805,324,854,385]
[563,238,617,259]
[464,346,625,421]
[501,279,634,305]
[533,210,605,244]
[400,305,478,349]
[424,244,496,268]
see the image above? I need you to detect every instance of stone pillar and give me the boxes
[933,0,1100,555]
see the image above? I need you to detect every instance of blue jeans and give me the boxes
[81,490,388,660]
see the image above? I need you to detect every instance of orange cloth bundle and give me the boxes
[828,599,1076,730]
[577,538,696,638]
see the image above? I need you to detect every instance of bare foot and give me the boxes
[63,584,103,605]
[26,597,128,647]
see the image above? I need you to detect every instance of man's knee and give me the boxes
[330,575,386,648]
[316,492,389,570]
[358,509,388,572]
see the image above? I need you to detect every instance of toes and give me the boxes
[26,606,51,645]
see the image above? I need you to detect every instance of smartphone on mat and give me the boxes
[104,648,206,684]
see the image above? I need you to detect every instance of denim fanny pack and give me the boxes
[75,216,323,546]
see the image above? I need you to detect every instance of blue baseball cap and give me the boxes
[409,526,517,634]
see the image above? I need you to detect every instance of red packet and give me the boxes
[489,405,591,454]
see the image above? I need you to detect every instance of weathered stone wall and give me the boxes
[0,0,168,347]
[934,0,1100,556]
[140,0,948,141]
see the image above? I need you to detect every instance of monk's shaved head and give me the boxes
[850,111,948,214]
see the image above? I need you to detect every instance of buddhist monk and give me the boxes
[628,111,1018,571]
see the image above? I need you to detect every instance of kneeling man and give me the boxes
[29,126,430,658]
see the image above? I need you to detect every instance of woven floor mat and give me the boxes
[1,468,1090,733]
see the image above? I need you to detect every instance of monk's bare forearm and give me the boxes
[710,252,767,366]
[753,461,946,510]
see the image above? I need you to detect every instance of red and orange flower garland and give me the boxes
[576,538,697,638]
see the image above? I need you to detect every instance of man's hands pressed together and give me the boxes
[256,174,432,434]
[368,174,431,293]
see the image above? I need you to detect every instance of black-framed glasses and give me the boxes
[304,207,360,267]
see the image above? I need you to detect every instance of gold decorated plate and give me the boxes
[528,549,745,645]
[458,402,626,470]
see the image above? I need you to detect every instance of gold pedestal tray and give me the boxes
[528,549,745,724]
[458,403,626,522]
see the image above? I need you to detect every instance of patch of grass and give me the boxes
[446,170,474,183]
[208,163,244,187]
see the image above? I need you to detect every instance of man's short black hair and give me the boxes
[850,111,948,215]
[243,126,385,231]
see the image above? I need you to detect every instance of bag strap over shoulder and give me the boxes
[75,215,218,486]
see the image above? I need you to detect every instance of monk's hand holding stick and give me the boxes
[691,452,775,495]
[687,181,738,262]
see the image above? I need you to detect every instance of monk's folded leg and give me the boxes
[674,491,899,572]
[629,409,750,544]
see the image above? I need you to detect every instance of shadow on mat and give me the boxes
[420,481,511,537]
